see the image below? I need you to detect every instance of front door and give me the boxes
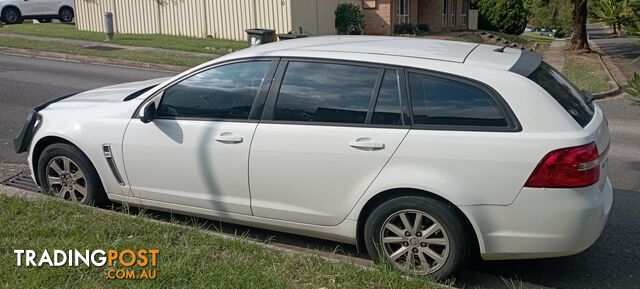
[122,60,275,215]
[249,61,409,226]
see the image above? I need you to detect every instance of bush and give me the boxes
[554,28,566,38]
[473,0,528,35]
[335,3,365,35]
[395,23,418,35]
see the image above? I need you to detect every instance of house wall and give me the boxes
[291,0,359,35]
[75,0,292,41]
[362,0,392,35]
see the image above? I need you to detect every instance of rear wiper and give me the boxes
[582,90,594,104]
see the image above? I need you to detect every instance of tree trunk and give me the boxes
[613,23,618,35]
[617,23,624,37]
[569,0,591,51]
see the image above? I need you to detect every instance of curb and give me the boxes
[0,47,188,73]
[590,41,622,99]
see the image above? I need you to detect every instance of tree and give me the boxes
[592,0,635,37]
[525,0,573,32]
[569,0,591,51]
[473,0,529,34]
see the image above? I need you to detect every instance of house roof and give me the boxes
[229,35,542,76]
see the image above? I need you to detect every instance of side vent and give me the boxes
[102,145,126,186]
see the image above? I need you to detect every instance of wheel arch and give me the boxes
[1,5,21,15]
[355,187,482,258]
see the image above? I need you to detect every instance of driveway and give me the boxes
[1,54,639,289]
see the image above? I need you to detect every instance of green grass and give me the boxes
[447,30,553,51]
[0,36,213,68]
[519,32,555,51]
[562,53,615,94]
[0,195,442,289]
[0,23,248,55]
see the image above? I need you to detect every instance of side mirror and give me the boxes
[141,102,157,123]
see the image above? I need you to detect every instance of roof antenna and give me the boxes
[493,42,511,53]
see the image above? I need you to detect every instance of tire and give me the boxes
[37,143,107,206]
[363,196,468,280]
[38,18,52,23]
[58,7,74,23]
[1,7,22,24]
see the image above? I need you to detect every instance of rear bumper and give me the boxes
[461,178,613,260]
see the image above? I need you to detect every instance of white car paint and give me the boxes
[24,36,612,262]
[0,0,73,20]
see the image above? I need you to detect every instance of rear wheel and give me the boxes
[58,7,74,23]
[364,196,468,279]
[1,7,22,24]
[37,143,106,206]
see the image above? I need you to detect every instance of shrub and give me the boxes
[395,23,418,35]
[473,0,528,35]
[625,72,640,106]
[554,28,566,38]
[335,3,365,35]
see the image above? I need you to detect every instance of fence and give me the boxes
[74,0,358,40]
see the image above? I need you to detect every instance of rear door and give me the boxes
[249,60,409,226]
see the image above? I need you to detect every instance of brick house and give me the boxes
[362,0,471,35]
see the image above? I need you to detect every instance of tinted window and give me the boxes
[528,62,594,127]
[409,73,507,127]
[158,61,270,119]
[274,62,379,124]
[372,70,403,125]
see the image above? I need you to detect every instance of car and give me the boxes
[14,36,612,279]
[0,0,74,24]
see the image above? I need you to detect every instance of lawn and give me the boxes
[562,52,615,94]
[0,36,213,68]
[0,194,442,289]
[0,23,248,55]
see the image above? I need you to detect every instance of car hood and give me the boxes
[46,77,170,109]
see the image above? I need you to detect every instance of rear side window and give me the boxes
[273,62,379,124]
[528,62,594,127]
[372,70,403,126]
[158,61,270,120]
[409,73,508,127]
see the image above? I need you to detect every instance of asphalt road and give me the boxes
[588,23,640,82]
[1,54,639,289]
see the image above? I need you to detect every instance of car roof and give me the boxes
[228,35,541,76]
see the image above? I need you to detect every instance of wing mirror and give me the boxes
[140,102,157,123]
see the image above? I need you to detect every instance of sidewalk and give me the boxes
[0,33,218,59]
[542,39,567,71]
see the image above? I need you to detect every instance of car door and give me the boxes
[122,60,276,215]
[20,0,48,15]
[249,60,410,226]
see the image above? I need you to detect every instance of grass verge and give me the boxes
[0,194,442,289]
[562,52,614,93]
[0,23,247,55]
[0,36,212,68]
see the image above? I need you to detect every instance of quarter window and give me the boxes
[158,61,270,120]
[372,70,403,125]
[273,62,380,124]
[409,73,508,127]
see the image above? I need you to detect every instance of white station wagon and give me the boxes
[15,36,612,278]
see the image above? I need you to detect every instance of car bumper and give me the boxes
[461,178,613,260]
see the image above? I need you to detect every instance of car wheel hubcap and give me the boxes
[380,209,450,275]
[46,157,87,203]
[61,10,72,21]
[6,11,17,22]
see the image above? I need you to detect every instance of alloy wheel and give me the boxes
[60,9,73,22]
[45,156,88,203]
[4,10,18,23]
[379,209,450,275]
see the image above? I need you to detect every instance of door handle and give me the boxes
[350,138,385,150]
[214,133,243,143]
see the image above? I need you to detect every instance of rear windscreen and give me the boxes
[528,62,594,127]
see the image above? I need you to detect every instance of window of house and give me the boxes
[409,73,508,127]
[372,70,403,126]
[461,0,469,26]
[398,0,409,24]
[158,61,270,120]
[441,0,448,27]
[273,62,380,125]
[449,0,457,27]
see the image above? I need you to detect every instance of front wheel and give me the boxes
[363,196,468,279]
[58,7,74,23]
[37,143,106,206]
[1,7,22,24]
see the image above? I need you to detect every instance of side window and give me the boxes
[408,73,508,127]
[372,70,403,125]
[273,61,379,124]
[158,61,270,120]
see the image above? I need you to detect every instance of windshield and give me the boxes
[528,62,595,127]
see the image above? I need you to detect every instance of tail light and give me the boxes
[525,142,600,188]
